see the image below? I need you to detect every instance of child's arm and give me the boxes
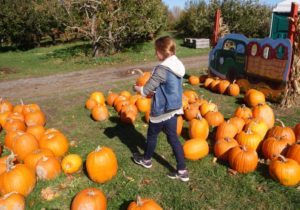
[134,66,166,96]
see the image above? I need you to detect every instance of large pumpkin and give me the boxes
[244,89,266,107]
[91,104,109,121]
[71,188,107,210]
[262,136,289,160]
[39,129,69,157]
[266,119,296,145]
[204,110,224,127]
[236,129,262,151]
[127,196,163,210]
[0,192,25,210]
[136,97,151,113]
[215,120,238,141]
[24,148,55,172]
[189,115,209,139]
[0,161,36,196]
[86,146,118,183]
[36,156,62,180]
[269,155,300,186]
[234,104,252,122]
[183,139,209,160]
[286,141,300,164]
[214,137,239,161]
[24,110,46,127]
[244,118,269,141]
[228,145,258,173]
[12,132,39,161]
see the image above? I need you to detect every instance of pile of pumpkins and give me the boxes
[188,75,240,96]
[212,89,300,186]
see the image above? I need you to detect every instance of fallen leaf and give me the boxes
[139,178,152,187]
[69,140,78,147]
[213,157,217,164]
[297,185,300,190]
[122,171,135,182]
[41,187,60,201]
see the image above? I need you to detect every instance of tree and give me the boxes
[59,0,167,56]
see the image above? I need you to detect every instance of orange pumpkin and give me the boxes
[39,129,69,157]
[0,162,36,196]
[266,119,296,145]
[183,90,198,104]
[234,104,253,122]
[136,97,151,113]
[214,137,239,161]
[106,91,119,106]
[227,117,245,133]
[218,80,230,94]
[252,103,274,129]
[227,81,240,96]
[128,196,163,210]
[61,154,82,174]
[0,99,13,113]
[134,69,151,86]
[189,115,209,139]
[236,129,262,151]
[244,89,266,107]
[200,101,217,116]
[269,155,300,186]
[286,141,300,164]
[0,192,25,210]
[0,111,11,127]
[183,139,209,160]
[71,188,107,210]
[36,156,62,180]
[24,148,55,172]
[188,75,200,85]
[184,105,200,121]
[91,104,109,121]
[26,125,45,142]
[244,118,268,141]
[85,98,98,110]
[3,118,26,133]
[12,132,39,161]
[24,110,46,127]
[204,77,214,88]
[4,130,19,149]
[228,145,258,173]
[204,110,224,127]
[90,92,105,105]
[215,120,238,141]
[261,136,289,160]
[86,146,118,183]
[119,90,131,99]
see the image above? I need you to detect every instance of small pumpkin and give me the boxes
[214,137,239,161]
[215,120,238,141]
[188,75,200,85]
[71,188,107,210]
[90,92,105,105]
[92,104,109,121]
[24,148,55,172]
[204,110,224,127]
[106,91,119,106]
[36,156,62,180]
[286,141,300,164]
[85,98,98,110]
[189,114,209,139]
[267,119,296,145]
[227,80,240,96]
[61,154,83,174]
[127,195,163,210]
[261,136,289,160]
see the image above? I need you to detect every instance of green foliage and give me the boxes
[176,0,272,38]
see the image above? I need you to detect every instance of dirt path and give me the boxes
[1,55,208,101]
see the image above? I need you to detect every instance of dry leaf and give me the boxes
[139,178,152,187]
[41,187,60,201]
[69,140,78,147]
[256,185,268,192]
[122,171,134,181]
[213,157,217,164]
[227,168,238,176]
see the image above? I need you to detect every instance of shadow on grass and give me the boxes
[103,117,175,171]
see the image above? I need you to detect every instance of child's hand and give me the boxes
[133,85,142,93]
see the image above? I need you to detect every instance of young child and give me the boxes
[133,36,189,182]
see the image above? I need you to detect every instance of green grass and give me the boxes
[0,35,209,81]
[1,73,299,209]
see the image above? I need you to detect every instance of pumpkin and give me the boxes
[119,90,131,99]
[0,161,36,196]
[215,120,238,141]
[234,104,252,122]
[184,105,200,121]
[204,110,224,127]
[244,118,269,141]
[36,156,62,180]
[244,89,266,107]
[261,136,289,160]
[286,141,300,164]
[113,95,128,107]
[90,92,105,105]
[294,123,300,140]
[189,114,209,139]
[227,117,245,133]
[176,115,183,136]
[236,129,262,151]
[8,112,24,122]
[129,94,141,105]
[199,74,208,83]
[227,81,240,96]
[0,111,11,127]
[127,196,163,210]
[266,119,296,145]
[24,110,46,127]
[85,98,98,110]
[22,104,40,115]
[136,97,151,113]
[61,154,82,174]
[188,75,200,85]
[144,111,150,123]
[0,192,25,210]
[236,79,250,92]
[214,137,239,160]
[3,118,26,133]
[24,149,54,172]
[120,104,138,124]
[269,155,300,186]
[4,130,19,149]
[106,91,119,106]
[39,129,69,157]
[183,139,209,160]
[183,90,198,104]
[26,125,45,141]
[12,132,39,161]
[228,145,258,173]
[71,188,107,210]
[91,104,109,121]
[209,78,221,92]
[200,101,217,116]
[114,100,130,114]
[86,146,118,183]
[218,80,230,94]
[134,69,151,86]
[252,103,274,129]
[204,77,214,88]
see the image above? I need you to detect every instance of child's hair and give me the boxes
[155,36,176,59]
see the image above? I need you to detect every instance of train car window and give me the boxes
[236,44,245,54]
[250,44,258,56]
[223,40,236,51]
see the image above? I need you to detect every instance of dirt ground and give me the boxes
[0,55,208,101]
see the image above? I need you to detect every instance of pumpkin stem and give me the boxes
[136,195,144,206]
[47,134,55,139]
[20,99,24,106]
[240,145,247,151]
[196,113,203,120]
[275,119,285,127]
[130,68,144,75]
[95,145,102,152]
[277,154,287,162]
[87,189,96,197]
[2,192,19,199]
[6,152,16,172]
[232,80,236,84]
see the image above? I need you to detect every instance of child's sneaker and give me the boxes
[167,170,189,182]
[132,154,152,169]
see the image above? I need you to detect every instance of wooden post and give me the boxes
[288,2,298,45]
[212,9,221,47]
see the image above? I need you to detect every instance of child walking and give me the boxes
[133,36,189,182]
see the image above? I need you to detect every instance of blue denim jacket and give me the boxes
[150,67,183,117]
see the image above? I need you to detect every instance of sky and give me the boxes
[162,0,284,9]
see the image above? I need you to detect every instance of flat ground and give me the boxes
[0,55,208,101]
